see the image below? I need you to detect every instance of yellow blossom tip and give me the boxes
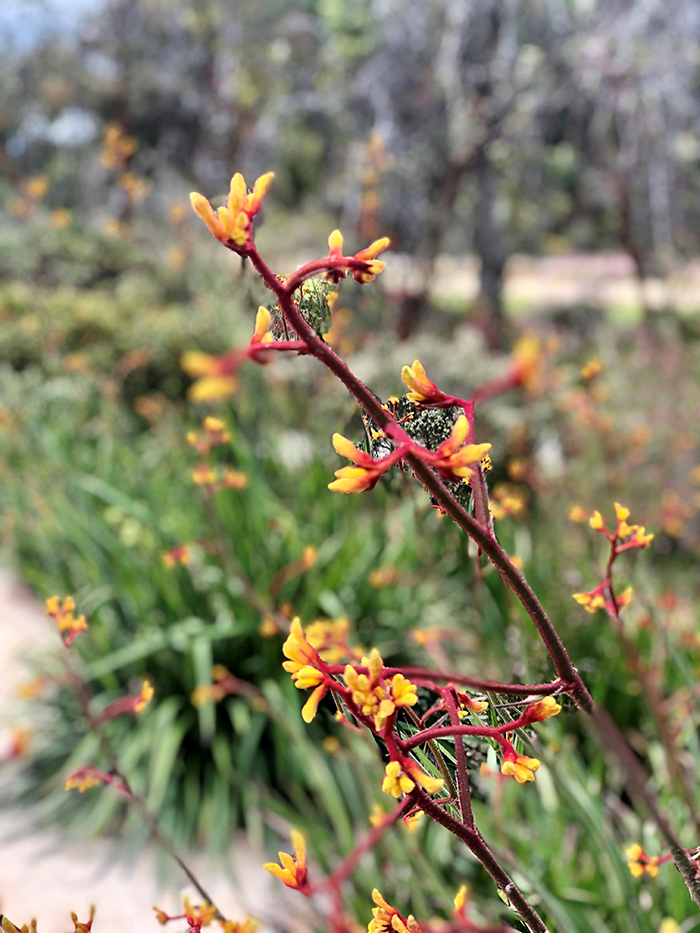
[328,229,344,252]
[332,433,359,460]
[454,885,469,911]
[615,502,630,521]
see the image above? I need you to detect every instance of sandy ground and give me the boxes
[0,569,286,933]
[381,251,700,316]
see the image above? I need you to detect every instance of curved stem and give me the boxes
[248,245,591,711]
[415,789,547,933]
[443,687,475,828]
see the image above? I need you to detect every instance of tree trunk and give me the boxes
[473,147,507,350]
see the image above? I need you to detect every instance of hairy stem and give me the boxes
[415,789,547,933]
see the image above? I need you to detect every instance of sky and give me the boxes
[0,0,105,52]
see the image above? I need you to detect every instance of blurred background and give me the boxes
[1,1,700,931]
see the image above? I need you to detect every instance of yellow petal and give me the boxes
[190,192,224,238]
[328,229,344,253]
[332,432,360,460]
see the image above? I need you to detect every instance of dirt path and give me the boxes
[0,568,282,933]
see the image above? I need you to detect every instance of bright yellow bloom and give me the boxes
[458,695,488,716]
[572,592,606,613]
[190,171,274,248]
[46,595,88,646]
[219,920,258,933]
[382,761,415,798]
[614,502,630,522]
[344,650,395,728]
[400,360,443,404]
[525,696,562,722]
[430,416,491,482]
[304,617,350,664]
[369,803,385,826]
[501,752,540,784]
[589,510,605,530]
[192,464,218,486]
[404,759,444,795]
[65,772,103,793]
[222,469,248,489]
[135,679,154,713]
[282,618,322,675]
[355,237,390,261]
[184,898,217,927]
[568,505,588,523]
[263,830,308,891]
[328,433,399,494]
[625,843,660,879]
[403,810,424,832]
[454,885,469,911]
[282,618,328,722]
[328,228,344,257]
[182,351,239,402]
[389,673,418,708]
[251,306,274,345]
[634,526,654,547]
[581,358,602,380]
[616,586,633,610]
[368,889,420,933]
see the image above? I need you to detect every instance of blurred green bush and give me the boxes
[2,212,700,929]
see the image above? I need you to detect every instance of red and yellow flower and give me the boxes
[46,595,88,647]
[427,416,491,483]
[400,360,446,405]
[190,172,274,249]
[282,618,329,722]
[326,229,390,283]
[328,433,403,494]
[263,830,310,892]
[500,745,540,784]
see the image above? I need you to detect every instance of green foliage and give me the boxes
[3,310,700,930]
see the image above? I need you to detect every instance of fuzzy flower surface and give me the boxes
[400,360,445,405]
[428,415,491,483]
[500,746,540,784]
[282,618,329,722]
[328,433,402,494]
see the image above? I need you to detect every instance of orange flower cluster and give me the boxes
[327,229,390,283]
[45,595,88,647]
[190,172,274,249]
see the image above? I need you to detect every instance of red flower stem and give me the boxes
[249,249,593,713]
[61,653,226,921]
[443,687,475,829]
[402,719,526,752]
[312,795,414,895]
[324,664,563,697]
[472,371,520,403]
[414,788,547,933]
[404,455,593,712]
[282,256,376,293]
[249,339,310,354]
[591,704,700,909]
[248,245,592,712]
[247,239,700,909]
[603,547,700,840]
